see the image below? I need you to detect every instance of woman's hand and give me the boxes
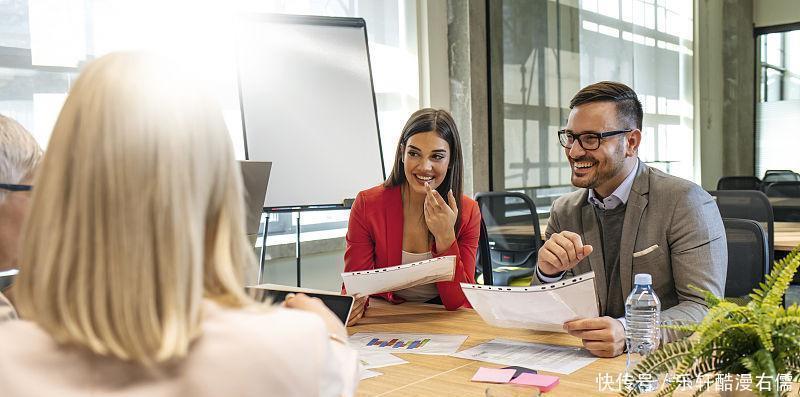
[284,293,347,339]
[346,294,368,326]
[423,183,458,252]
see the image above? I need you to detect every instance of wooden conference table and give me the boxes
[351,300,626,396]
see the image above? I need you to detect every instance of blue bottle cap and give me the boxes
[634,273,652,285]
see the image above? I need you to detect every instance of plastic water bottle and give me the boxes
[624,273,661,393]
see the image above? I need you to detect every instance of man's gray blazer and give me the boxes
[540,160,727,342]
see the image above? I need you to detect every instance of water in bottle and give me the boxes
[624,273,661,393]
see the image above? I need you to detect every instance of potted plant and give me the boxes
[622,249,800,397]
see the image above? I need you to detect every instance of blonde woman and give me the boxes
[0,53,358,397]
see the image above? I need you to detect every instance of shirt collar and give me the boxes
[587,164,638,210]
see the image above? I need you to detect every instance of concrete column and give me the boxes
[447,0,490,196]
[696,0,755,189]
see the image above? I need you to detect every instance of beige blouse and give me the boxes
[0,299,358,397]
[0,291,17,322]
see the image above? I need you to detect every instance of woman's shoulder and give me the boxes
[357,184,397,200]
[204,300,328,342]
[460,194,479,214]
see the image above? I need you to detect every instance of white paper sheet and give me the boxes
[451,338,598,374]
[349,332,468,355]
[342,256,456,296]
[358,351,409,369]
[461,272,599,333]
[359,369,382,380]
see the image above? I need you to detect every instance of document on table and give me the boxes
[460,272,598,333]
[342,256,455,296]
[349,332,468,355]
[358,351,409,369]
[359,369,382,380]
[451,338,597,375]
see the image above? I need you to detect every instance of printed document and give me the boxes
[452,338,597,374]
[342,256,455,296]
[460,272,598,333]
[349,332,468,355]
[358,351,408,370]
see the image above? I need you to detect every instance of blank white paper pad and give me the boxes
[342,256,456,296]
[461,272,599,333]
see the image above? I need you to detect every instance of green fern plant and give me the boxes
[621,248,800,397]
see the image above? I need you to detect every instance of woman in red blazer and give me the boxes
[344,109,480,325]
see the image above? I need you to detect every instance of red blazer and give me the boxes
[344,184,481,310]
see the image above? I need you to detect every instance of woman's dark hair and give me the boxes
[384,108,464,234]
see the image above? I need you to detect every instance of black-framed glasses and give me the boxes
[0,183,32,192]
[557,129,631,150]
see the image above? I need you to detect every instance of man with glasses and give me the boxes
[536,82,726,358]
[0,114,42,321]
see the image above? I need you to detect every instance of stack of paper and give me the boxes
[452,338,597,375]
[460,272,599,332]
[342,256,455,296]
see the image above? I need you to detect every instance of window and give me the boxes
[490,0,694,211]
[756,29,800,177]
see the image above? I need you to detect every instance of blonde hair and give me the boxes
[16,52,255,365]
[0,114,42,201]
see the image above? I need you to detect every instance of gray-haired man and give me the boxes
[0,114,42,321]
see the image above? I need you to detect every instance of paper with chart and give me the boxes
[342,256,455,296]
[460,272,598,333]
[452,338,597,374]
[349,332,468,355]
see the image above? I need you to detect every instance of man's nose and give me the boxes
[567,141,586,159]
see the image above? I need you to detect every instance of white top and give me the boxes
[393,251,439,302]
[0,299,358,397]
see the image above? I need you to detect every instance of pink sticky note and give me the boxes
[471,367,516,384]
[510,373,560,392]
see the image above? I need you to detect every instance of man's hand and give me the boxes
[346,294,368,326]
[563,317,626,358]
[537,231,593,276]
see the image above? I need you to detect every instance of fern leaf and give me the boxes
[752,249,800,308]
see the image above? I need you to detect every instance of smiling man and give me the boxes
[535,81,727,358]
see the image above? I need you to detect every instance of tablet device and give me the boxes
[0,268,18,292]
[247,284,354,325]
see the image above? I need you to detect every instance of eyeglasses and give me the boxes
[0,183,32,192]
[557,129,631,150]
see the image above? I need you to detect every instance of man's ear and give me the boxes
[625,129,641,157]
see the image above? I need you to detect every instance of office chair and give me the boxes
[763,181,800,198]
[763,170,800,184]
[716,176,761,191]
[476,219,493,286]
[474,191,542,286]
[709,190,774,266]
[762,182,800,222]
[722,218,770,304]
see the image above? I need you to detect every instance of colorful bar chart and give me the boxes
[366,337,431,350]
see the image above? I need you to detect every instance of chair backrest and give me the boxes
[476,218,493,286]
[708,190,774,266]
[717,176,761,191]
[474,191,541,285]
[722,218,770,299]
[763,170,800,183]
[763,181,800,198]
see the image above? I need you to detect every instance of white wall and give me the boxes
[754,0,800,28]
